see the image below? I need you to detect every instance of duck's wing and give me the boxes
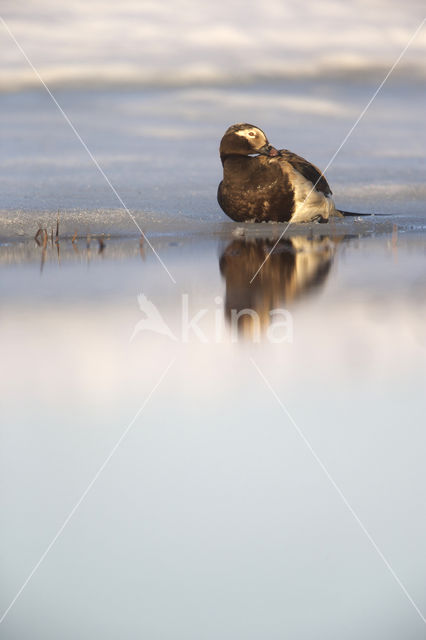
[278,149,332,196]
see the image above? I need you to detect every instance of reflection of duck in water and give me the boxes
[219,235,338,338]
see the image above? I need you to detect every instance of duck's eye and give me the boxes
[248,132,255,137]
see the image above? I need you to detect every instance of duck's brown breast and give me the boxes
[218,155,295,222]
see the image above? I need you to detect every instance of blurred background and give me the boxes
[2,0,426,90]
[1,0,425,217]
[1,4,426,640]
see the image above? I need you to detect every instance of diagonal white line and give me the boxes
[250,356,426,626]
[250,17,426,284]
[0,358,175,626]
[0,15,176,284]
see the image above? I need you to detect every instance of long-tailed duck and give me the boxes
[218,123,356,223]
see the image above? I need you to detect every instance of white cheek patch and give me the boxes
[234,129,268,149]
[235,129,259,140]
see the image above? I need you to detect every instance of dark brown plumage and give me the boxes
[277,149,332,196]
[217,123,338,223]
[217,154,295,222]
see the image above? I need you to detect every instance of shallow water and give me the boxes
[1,223,426,639]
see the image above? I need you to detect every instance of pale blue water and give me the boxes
[1,228,426,639]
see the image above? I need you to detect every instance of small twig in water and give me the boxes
[34,228,43,246]
[40,229,48,273]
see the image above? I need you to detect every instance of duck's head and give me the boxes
[220,123,279,161]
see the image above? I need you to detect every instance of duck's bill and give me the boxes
[258,144,279,157]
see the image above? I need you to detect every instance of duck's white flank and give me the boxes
[287,166,338,222]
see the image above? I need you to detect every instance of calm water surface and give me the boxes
[1,225,426,639]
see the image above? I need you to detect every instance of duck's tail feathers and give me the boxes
[337,210,389,217]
